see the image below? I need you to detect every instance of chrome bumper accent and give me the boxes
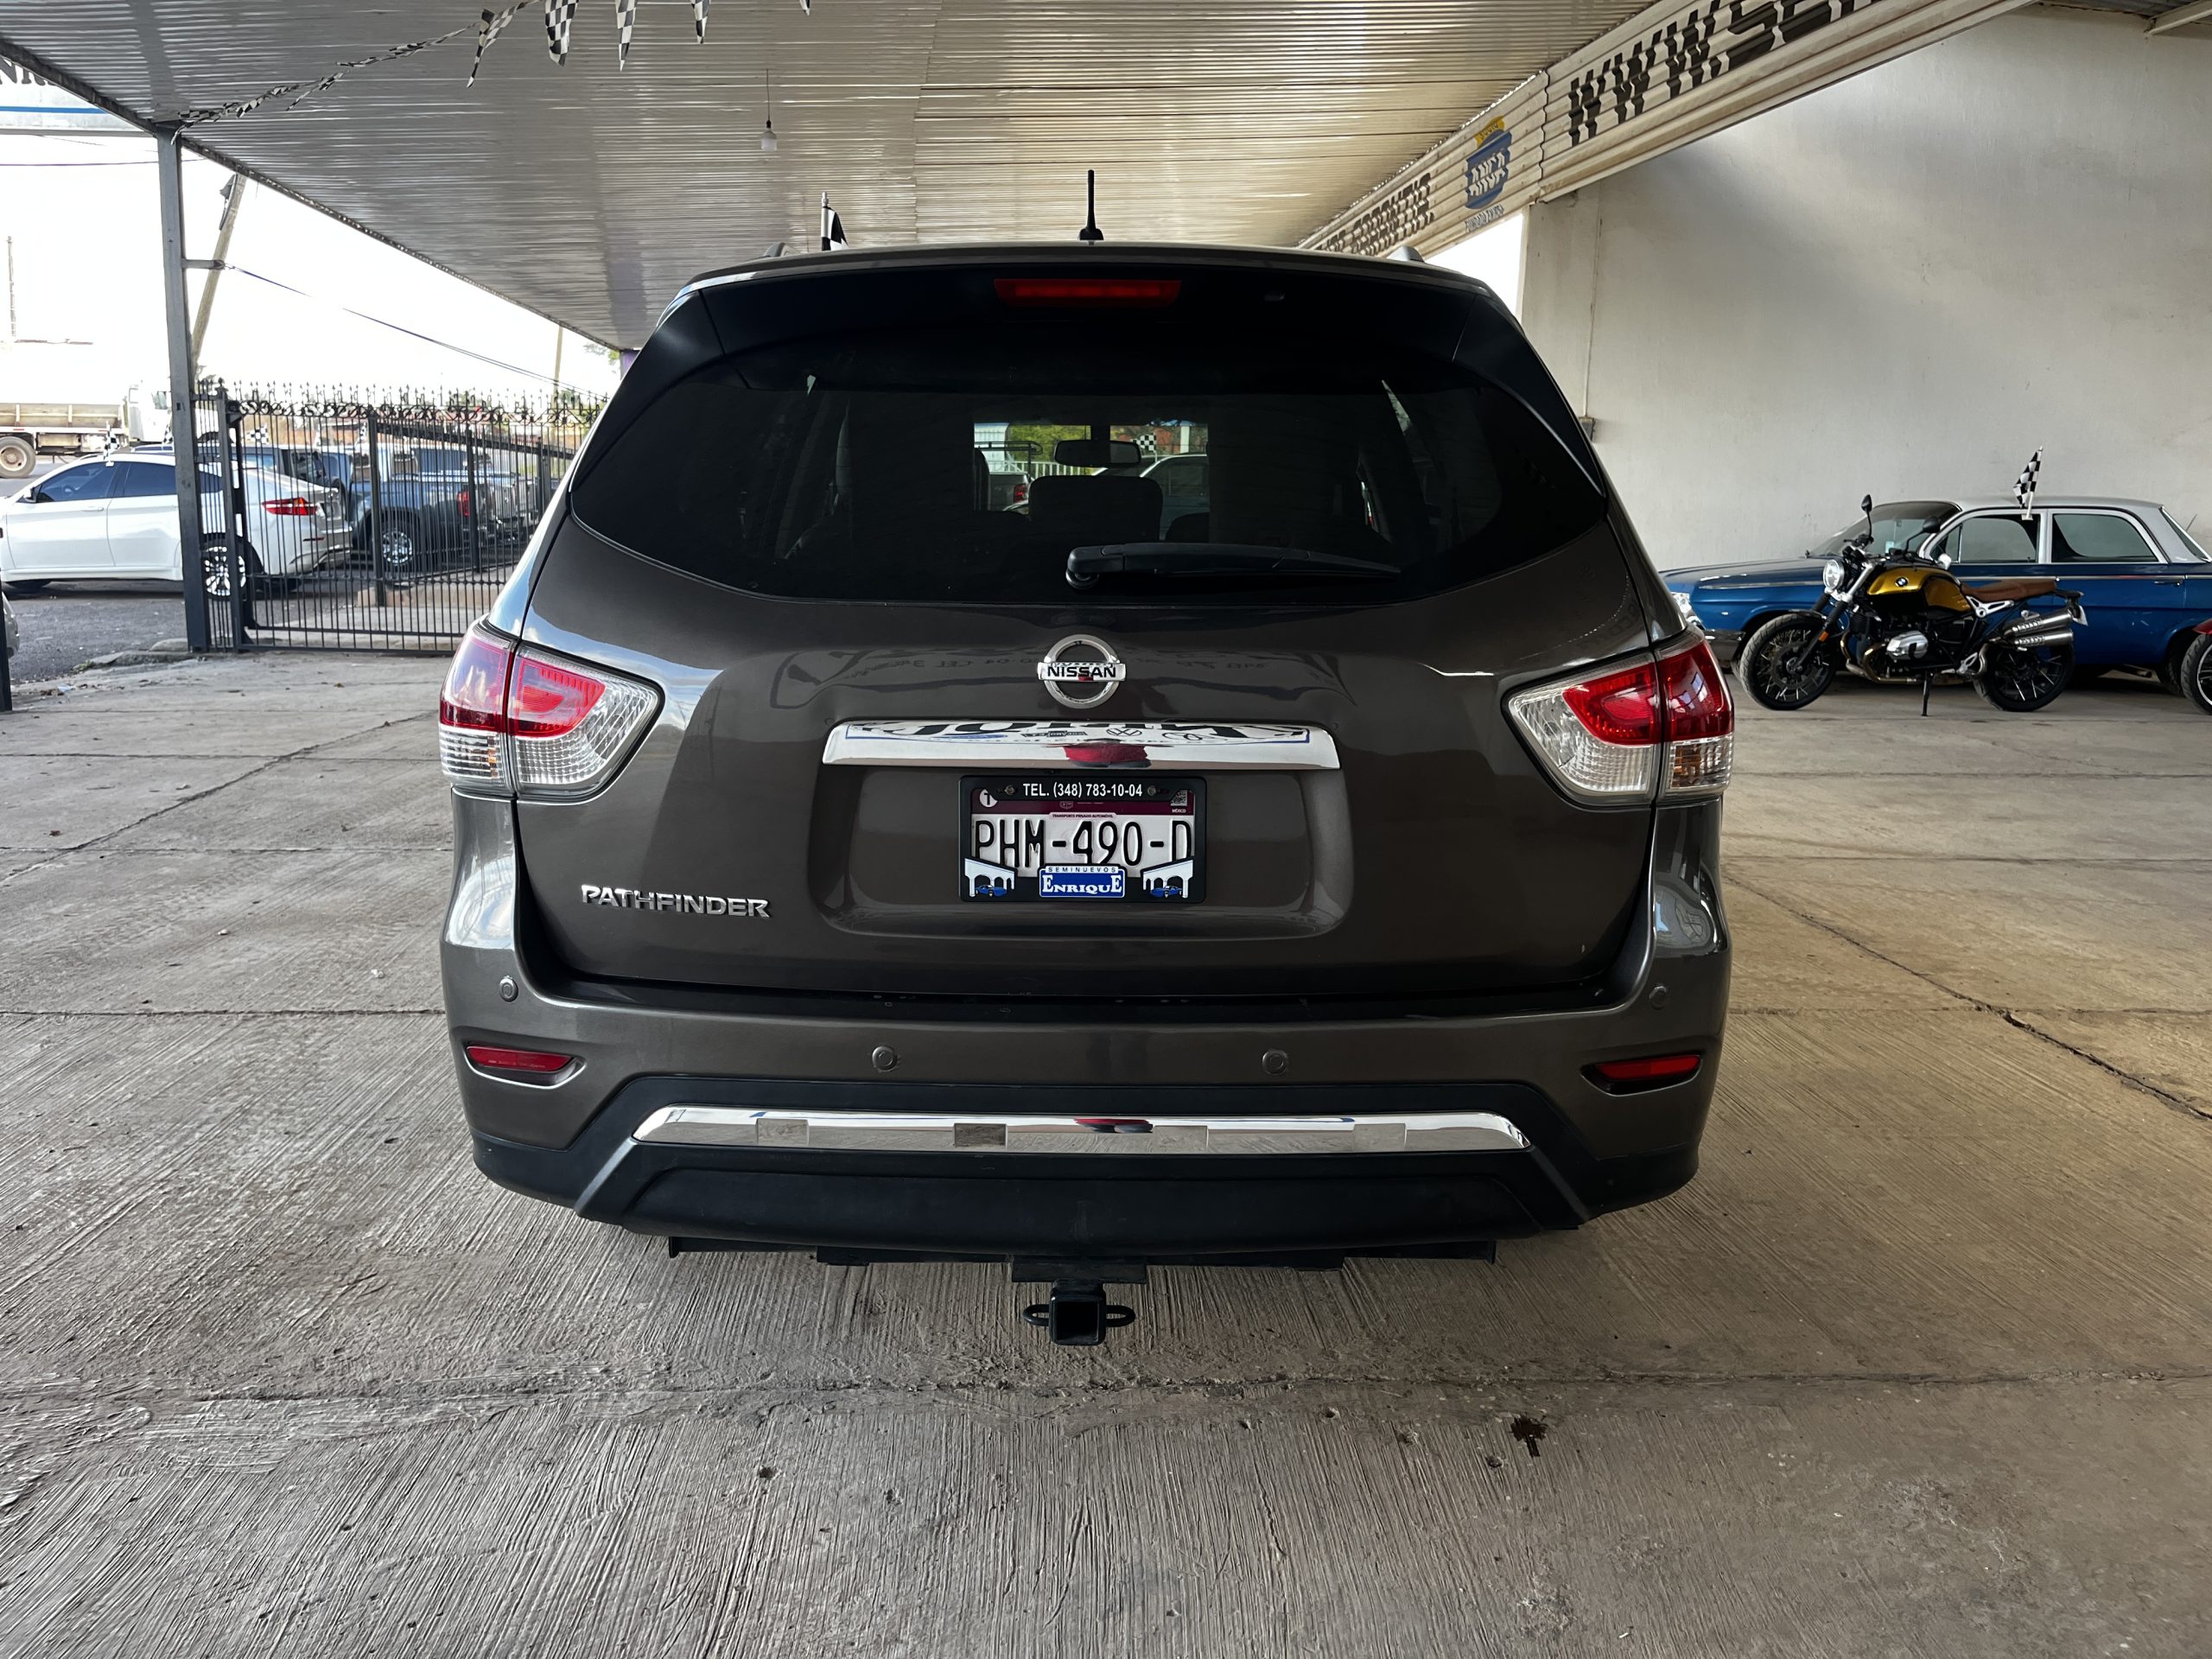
[822,719,1339,771]
[633,1105,1525,1155]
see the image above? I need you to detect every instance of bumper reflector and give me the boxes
[465,1044,575,1080]
[1586,1052,1702,1092]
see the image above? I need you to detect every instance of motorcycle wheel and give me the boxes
[1975,640,2072,712]
[1738,612,1838,711]
[2179,632,2212,716]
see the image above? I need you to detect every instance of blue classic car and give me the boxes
[1667,497,2212,689]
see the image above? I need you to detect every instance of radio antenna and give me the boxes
[1077,169,1103,244]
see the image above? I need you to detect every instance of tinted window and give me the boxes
[2050,512,2156,563]
[111,461,176,498]
[571,323,1606,605]
[35,463,115,504]
[1952,515,2039,564]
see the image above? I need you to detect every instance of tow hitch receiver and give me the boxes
[1016,1262,1144,1346]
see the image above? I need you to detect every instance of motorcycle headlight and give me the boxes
[1821,558,1848,594]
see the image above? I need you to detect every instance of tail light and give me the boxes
[458,487,474,520]
[437,625,658,798]
[262,496,317,516]
[1507,638,1733,804]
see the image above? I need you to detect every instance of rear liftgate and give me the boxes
[648,1103,1528,1347]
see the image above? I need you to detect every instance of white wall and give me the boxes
[1520,7,2212,569]
[1430,212,1526,315]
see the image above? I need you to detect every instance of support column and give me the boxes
[1518,194,1604,432]
[156,128,211,651]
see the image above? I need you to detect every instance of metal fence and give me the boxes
[187,385,601,653]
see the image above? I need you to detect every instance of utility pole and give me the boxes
[189,175,247,362]
[157,128,211,652]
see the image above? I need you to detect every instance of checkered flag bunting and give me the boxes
[616,0,637,67]
[468,5,523,86]
[2014,448,2042,511]
[692,0,709,41]
[545,0,575,64]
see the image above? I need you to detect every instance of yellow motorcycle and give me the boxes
[1740,495,2085,714]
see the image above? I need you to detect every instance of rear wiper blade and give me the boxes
[1065,542,1398,587]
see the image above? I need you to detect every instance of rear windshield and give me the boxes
[569,321,1606,605]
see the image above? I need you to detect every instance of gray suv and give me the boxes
[438,245,1733,1342]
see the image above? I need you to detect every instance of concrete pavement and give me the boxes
[0,658,2208,1656]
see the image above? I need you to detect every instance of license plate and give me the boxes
[962,774,1204,902]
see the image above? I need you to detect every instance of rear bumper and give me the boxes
[443,793,1729,1256]
[472,1077,1698,1256]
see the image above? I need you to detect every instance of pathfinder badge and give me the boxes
[581,884,769,918]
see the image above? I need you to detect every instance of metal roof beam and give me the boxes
[1305,0,2036,260]
[2146,0,2212,35]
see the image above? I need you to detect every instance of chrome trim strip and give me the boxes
[634,1106,1525,1155]
[821,720,1340,772]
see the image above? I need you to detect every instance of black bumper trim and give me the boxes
[472,1076,1696,1259]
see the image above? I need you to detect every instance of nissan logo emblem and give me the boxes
[1036,634,1126,709]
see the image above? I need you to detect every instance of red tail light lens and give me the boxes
[458,487,474,519]
[1509,636,1734,803]
[464,1043,574,1079]
[509,654,607,739]
[994,276,1182,308]
[436,626,658,797]
[262,496,317,517]
[1659,639,1732,740]
[1588,1052,1702,1091]
[1560,662,1660,747]
[439,629,513,733]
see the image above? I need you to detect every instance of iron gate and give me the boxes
[188,385,601,653]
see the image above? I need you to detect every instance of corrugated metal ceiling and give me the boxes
[0,1,1650,345]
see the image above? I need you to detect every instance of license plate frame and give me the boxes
[961,773,1205,903]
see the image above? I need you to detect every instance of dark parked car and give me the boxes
[239,442,528,575]
[436,244,1733,1343]
[1669,497,2212,690]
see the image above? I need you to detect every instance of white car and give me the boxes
[0,452,349,594]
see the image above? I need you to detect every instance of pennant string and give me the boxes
[468,4,524,86]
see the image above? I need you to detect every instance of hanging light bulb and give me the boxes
[761,67,779,153]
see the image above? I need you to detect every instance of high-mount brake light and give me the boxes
[436,625,658,798]
[1587,1052,1702,1091]
[994,276,1181,308]
[1507,638,1733,804]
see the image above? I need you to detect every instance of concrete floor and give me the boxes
[0,657,2207,1657]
